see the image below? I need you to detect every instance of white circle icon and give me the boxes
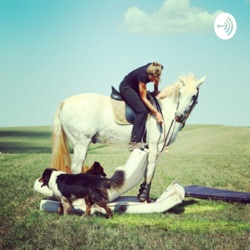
[214,13,237,40]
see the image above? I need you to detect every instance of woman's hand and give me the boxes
[156,112,163,124]
[138,82,163,124]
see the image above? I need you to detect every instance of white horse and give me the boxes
[51,73,205,201]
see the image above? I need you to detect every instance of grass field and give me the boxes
[0,125,250,249]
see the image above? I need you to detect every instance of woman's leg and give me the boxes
[120,88,148,142]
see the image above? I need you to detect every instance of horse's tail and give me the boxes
[51,101,71,172]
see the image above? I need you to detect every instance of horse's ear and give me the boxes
[196,76,206,87]
[178,74,185,85]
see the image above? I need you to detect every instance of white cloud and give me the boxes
[123,0,222,34]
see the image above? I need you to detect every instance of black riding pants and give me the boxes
[120,88,148,142]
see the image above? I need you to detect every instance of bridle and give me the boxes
[175,87,199,125]
[151,85,200,155]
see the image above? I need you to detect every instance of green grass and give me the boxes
[0,125,250,249]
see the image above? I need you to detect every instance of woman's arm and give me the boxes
[154,80,159,95]
[139,82,163,124]
[154,81,161,96]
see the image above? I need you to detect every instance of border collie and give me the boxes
[39,168,124,218]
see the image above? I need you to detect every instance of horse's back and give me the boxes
[59,93,112,132]
[64,93,108,106]
[62,93,110,113]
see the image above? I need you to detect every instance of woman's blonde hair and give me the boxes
[147,62,163,79]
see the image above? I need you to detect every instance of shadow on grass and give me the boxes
[0,130,51,138]
[0,141,52,153]
[167,199,198,214]
[0,129,52,153]
[0,129,107,154]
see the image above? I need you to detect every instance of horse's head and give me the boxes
[175,74,206,124]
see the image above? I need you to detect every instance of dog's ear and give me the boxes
[42,174,50,187]
[40,168,54,187]
[101,172,107,177]
[101,169,107,177]
[92,161,101,169]
[93,162,107,177]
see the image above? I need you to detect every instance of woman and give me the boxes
[119,62,164,151]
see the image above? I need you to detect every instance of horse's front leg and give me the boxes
[138,148,158,202]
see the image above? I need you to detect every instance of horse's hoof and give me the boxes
[138,195,146,202]
[138,197,151,203]
[137,182,151,202]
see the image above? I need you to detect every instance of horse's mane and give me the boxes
[157,81,182,101]
[157,73,196,101]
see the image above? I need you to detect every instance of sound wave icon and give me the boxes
[214,13,237,40]
[217,17,233,36]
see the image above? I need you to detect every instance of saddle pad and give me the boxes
[185,185,250,203]
[111,98,131,125]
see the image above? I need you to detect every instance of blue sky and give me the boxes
[1,0,249,127]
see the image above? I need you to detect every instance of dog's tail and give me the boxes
[108,170,125,190]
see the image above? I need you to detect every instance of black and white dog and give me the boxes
[39,168,125,218]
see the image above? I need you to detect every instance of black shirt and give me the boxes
[120,63,151,92]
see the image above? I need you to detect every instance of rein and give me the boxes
[150,93,176,154]
[150,86,199,155]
